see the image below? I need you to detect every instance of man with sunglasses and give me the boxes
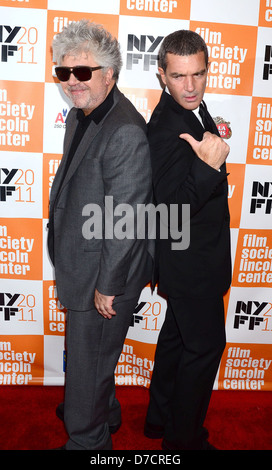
[47,19,153,450]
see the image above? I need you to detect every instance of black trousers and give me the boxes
[146,295,226,449]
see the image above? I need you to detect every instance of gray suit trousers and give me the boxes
[63,293,140,450]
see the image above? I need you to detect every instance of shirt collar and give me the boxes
[192,106,203,125]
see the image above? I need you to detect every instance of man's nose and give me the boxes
[184,75,194,92]
[67,72,79,85]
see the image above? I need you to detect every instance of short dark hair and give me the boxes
[159,30,209,71]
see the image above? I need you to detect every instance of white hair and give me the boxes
[52,19,122,80]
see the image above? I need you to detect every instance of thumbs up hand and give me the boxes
[180,132,230,171]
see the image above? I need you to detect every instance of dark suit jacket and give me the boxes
[47,86,153,311]
[148,90,231,299]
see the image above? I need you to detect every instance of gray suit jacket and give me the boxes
[48,86,153,311]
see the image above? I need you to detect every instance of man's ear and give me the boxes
[158,67,167,86]
[105,67,114,85]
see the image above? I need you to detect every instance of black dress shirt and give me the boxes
[61,84,115,181]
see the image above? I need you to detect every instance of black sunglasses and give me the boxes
[55,65,104,82]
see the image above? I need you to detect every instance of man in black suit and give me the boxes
[144,30,232,450]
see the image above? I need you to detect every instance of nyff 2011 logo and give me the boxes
[0,24,38,64]
[126,34,164,71]
[0,25,21,62]
[0,292,36,322]
[0,167,35,203]
[234,300,271,330]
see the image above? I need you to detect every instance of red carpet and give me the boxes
[0,385,271,451]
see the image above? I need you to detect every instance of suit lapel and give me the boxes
[164,91,219,139]
[162,91,204,138]
[183,108,205,139]
[52,110,106,204]
[62,120,100,186]
[51,87,122,205]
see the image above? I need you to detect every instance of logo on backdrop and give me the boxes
[263,45,272,80]
[248,99,272,163]
[116,342,154,388]
[0,220,42,280]
[0,337,41,385]
[0,152,42,219]
[0,25,22,62]
[0,88,35,148]
[0,292,19,320]
[0,291,36,322]
[214,116,232,139]
[239,167,272,230]
[120,0,191,20]
[250,181,272,214]
[126,34,163,71]
[233,300,271,331]
[130,300,163,332]
[0,168,16,201]
[0,167,35,203]
[54,108,68,129]
[235,232,272,285]
[191,21,257,96]
[0,84,44,153]
[219,345,272,391]
[0,23,38,65]
[259,0,272,26]
[44,283,66,336]
[0,224,34,277]
[130,302,145,327]
[126,286,166,346]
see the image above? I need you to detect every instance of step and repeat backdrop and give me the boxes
[0,0,272,391]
